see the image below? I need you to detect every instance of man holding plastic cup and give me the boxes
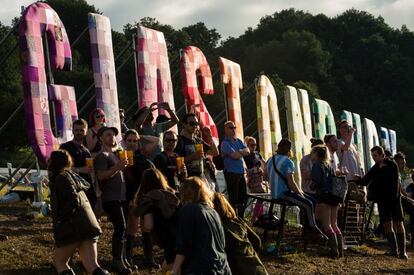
[60,119,96,209]
[175,113,219,179]
[94,126,133,273]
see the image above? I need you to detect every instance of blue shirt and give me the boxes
[221,137,247,174]
[266,154,295,199]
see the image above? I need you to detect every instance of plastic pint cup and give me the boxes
[85,158,93,168]
[195,143,203,154]
[176,157,185,172]
[118,150,127,161]
[127,150,134,165]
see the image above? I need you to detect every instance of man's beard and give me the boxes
[74,135,84,142]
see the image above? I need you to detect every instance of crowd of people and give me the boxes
[49,104,268,275]
[48,104,412,275]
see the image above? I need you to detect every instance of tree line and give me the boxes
[0,0,413,166]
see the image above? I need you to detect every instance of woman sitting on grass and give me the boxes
[171,177,231,275]
[134,168,180,271]
[213,192,268,275]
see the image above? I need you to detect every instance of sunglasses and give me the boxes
[95,114,105,119]
[249,143,257,147]
[227,126,236,129]
[165,138,178,142]
[188,121,199,127]
[126,139,139,143]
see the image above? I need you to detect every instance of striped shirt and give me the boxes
[266,154,295,199]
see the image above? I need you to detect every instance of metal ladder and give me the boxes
[341,200,367,246]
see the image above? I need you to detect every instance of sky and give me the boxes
[2,0,414,38]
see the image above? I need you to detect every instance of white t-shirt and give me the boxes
[337,139,361,181]
[329,150,339,172]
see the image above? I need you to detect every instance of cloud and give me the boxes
[2,0,414,37]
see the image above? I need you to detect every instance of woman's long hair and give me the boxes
[212,192,236,220]
[179,177,213,208]
[47,150,72,179]
[134,167,174,204]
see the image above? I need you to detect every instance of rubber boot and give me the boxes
[396,233,409,260]
[112,238,132,274]
[58,269,75,275]
[124,235,138,270]
[92,267,110,275]
[142,232,160,269]
[327,234,339,258]
[336,234,344,258]
[385,232,398,256]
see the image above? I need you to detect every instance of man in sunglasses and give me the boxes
[175,113,218,179]
[154,130,183,190]
[221,121,250,217]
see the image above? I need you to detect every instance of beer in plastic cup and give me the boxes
[85,158,94,168]
[127,150,134,165]
[195,143,203,154]
[118,150,127,161]
[176,157,185,172]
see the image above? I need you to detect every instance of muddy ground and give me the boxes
[0,202,413,275]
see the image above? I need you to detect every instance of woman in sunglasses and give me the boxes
[86,108,106,156]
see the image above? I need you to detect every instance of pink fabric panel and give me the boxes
[180,46,218,144]
[88,13,121,136]
[219,57,244,139]
[48,85,78,144]
[135,26,175,122]
[18,2,73,163]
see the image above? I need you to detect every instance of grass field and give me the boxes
[0,202,413,275]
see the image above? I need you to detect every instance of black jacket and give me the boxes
[358,158,400,203]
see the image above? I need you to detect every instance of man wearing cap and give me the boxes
[94,126,133,273]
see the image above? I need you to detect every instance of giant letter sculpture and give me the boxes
[285,86,312,182]
[219,57,244,139]
[380,127,391,153]
[48,85,78,144]
[255,75,282,159]
[298,89,313,141]
[19,2,76,163]
[340,110,365,172]
[88,13,120,135]
[389,130,397,156]
[180,46,218,143]
[312,98,336,139]
[363,118,379,169]
[135,26,175,119]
